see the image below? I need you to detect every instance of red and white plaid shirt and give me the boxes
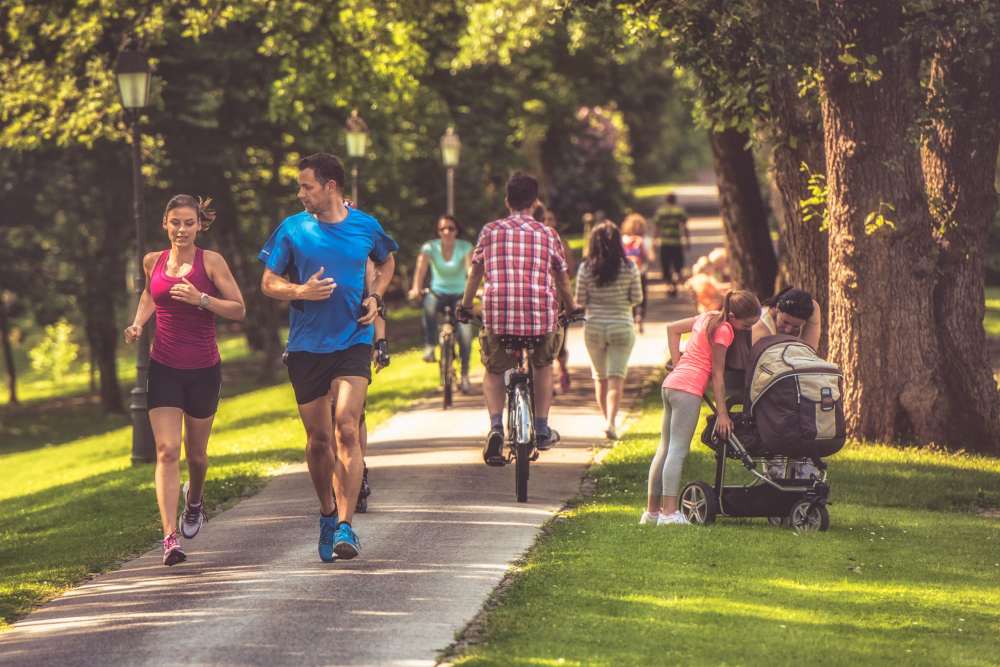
[472,212,568,336]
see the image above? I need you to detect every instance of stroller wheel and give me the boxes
[680,481,719,526]
[788,500,829,533]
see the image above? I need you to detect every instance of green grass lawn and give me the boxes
[448,389,1000,666]
[0,342,443,630]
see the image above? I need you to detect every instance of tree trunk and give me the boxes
[709,128,778,297]
[81,256,125,413]
[0,299,18,405]
[921,34,1000,453]
[819,0,947,444]
[768,72,831,356]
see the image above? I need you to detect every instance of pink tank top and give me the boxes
[150,248,220,369]
[663,312,734,397]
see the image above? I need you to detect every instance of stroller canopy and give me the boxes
[744,335,846,458]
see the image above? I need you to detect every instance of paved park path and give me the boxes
[0,212,720,667]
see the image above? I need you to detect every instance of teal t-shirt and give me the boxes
[421,239,472,295]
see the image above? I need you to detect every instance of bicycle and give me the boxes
[461,308,585,502]
[422,289,464,409]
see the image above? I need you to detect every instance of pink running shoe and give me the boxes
[162,532,187,566]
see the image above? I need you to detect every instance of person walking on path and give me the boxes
[408,214,474,394]
[575,222,643,440]
[459,173,579,465]
[652,193,691,297]
[259,153,397,562]
[642,290,759,526]
[620,213,655,333]
[124,195,246,566]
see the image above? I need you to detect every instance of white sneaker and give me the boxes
[179,481,204,539]
[656,511,691,526]
[639,511,659,525]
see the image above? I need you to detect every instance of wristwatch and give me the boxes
[199,293,210,310]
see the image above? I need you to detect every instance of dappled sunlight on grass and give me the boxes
[0,345,442,628]
[451,384,1000,666]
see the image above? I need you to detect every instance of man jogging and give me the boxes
[259,153,397,562]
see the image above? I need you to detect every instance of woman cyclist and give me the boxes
[408,215,474,394]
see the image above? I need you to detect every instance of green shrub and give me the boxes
[28,319,79,385]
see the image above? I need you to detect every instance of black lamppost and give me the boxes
[115,41,155,465]
[345,109,369,204]
[440,126,461,216]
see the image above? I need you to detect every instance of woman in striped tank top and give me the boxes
[575,222,643,440]
[124,195,246,566]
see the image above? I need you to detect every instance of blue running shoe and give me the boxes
[318,515,338,562]
[333,522,361,560]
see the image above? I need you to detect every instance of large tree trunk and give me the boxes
[709,128,778,297]
[768,72,831,356]
[0,298,18,405]
[819,0,947,444]
[921,34,1000,453]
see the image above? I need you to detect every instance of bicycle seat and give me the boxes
[498,334,546,350]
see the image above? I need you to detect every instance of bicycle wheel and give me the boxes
[441,335,454,409]
[512,383,533,502]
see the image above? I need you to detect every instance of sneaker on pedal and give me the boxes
[422,345,436,363]
[179,481,204,539]
[483,427,505,466]
[536,427,560,451]
[162,532,187,566]
[333,522,361,560]
[318,514,338,562]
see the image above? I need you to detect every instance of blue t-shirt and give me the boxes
[258,209,398,353]
[420,238,472,295]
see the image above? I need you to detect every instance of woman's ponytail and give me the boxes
[707,289,761,338]
[707,291,734,339]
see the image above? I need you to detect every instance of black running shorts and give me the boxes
[660,245,685,276]
[147,359,222,419]
[284,344,372,405]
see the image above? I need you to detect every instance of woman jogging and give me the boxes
[125,195,246,566]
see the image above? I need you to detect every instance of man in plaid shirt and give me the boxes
[460,173,579,465]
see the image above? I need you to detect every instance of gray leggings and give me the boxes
[647,388,703,498]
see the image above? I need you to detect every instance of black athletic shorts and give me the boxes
[147,359,222,419]
[661,245,685,276]
[284,344,372,405]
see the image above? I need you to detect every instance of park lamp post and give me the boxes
[115,41,156,465]
[440,126,461,216]
[345,109,369,205]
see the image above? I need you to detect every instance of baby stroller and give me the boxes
[680,334,846,532]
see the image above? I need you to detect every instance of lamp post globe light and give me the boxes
[114,40,156,465]
[440,126,461,216]
[345,109,369,205]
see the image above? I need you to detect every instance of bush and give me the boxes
[28,319,79,384]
